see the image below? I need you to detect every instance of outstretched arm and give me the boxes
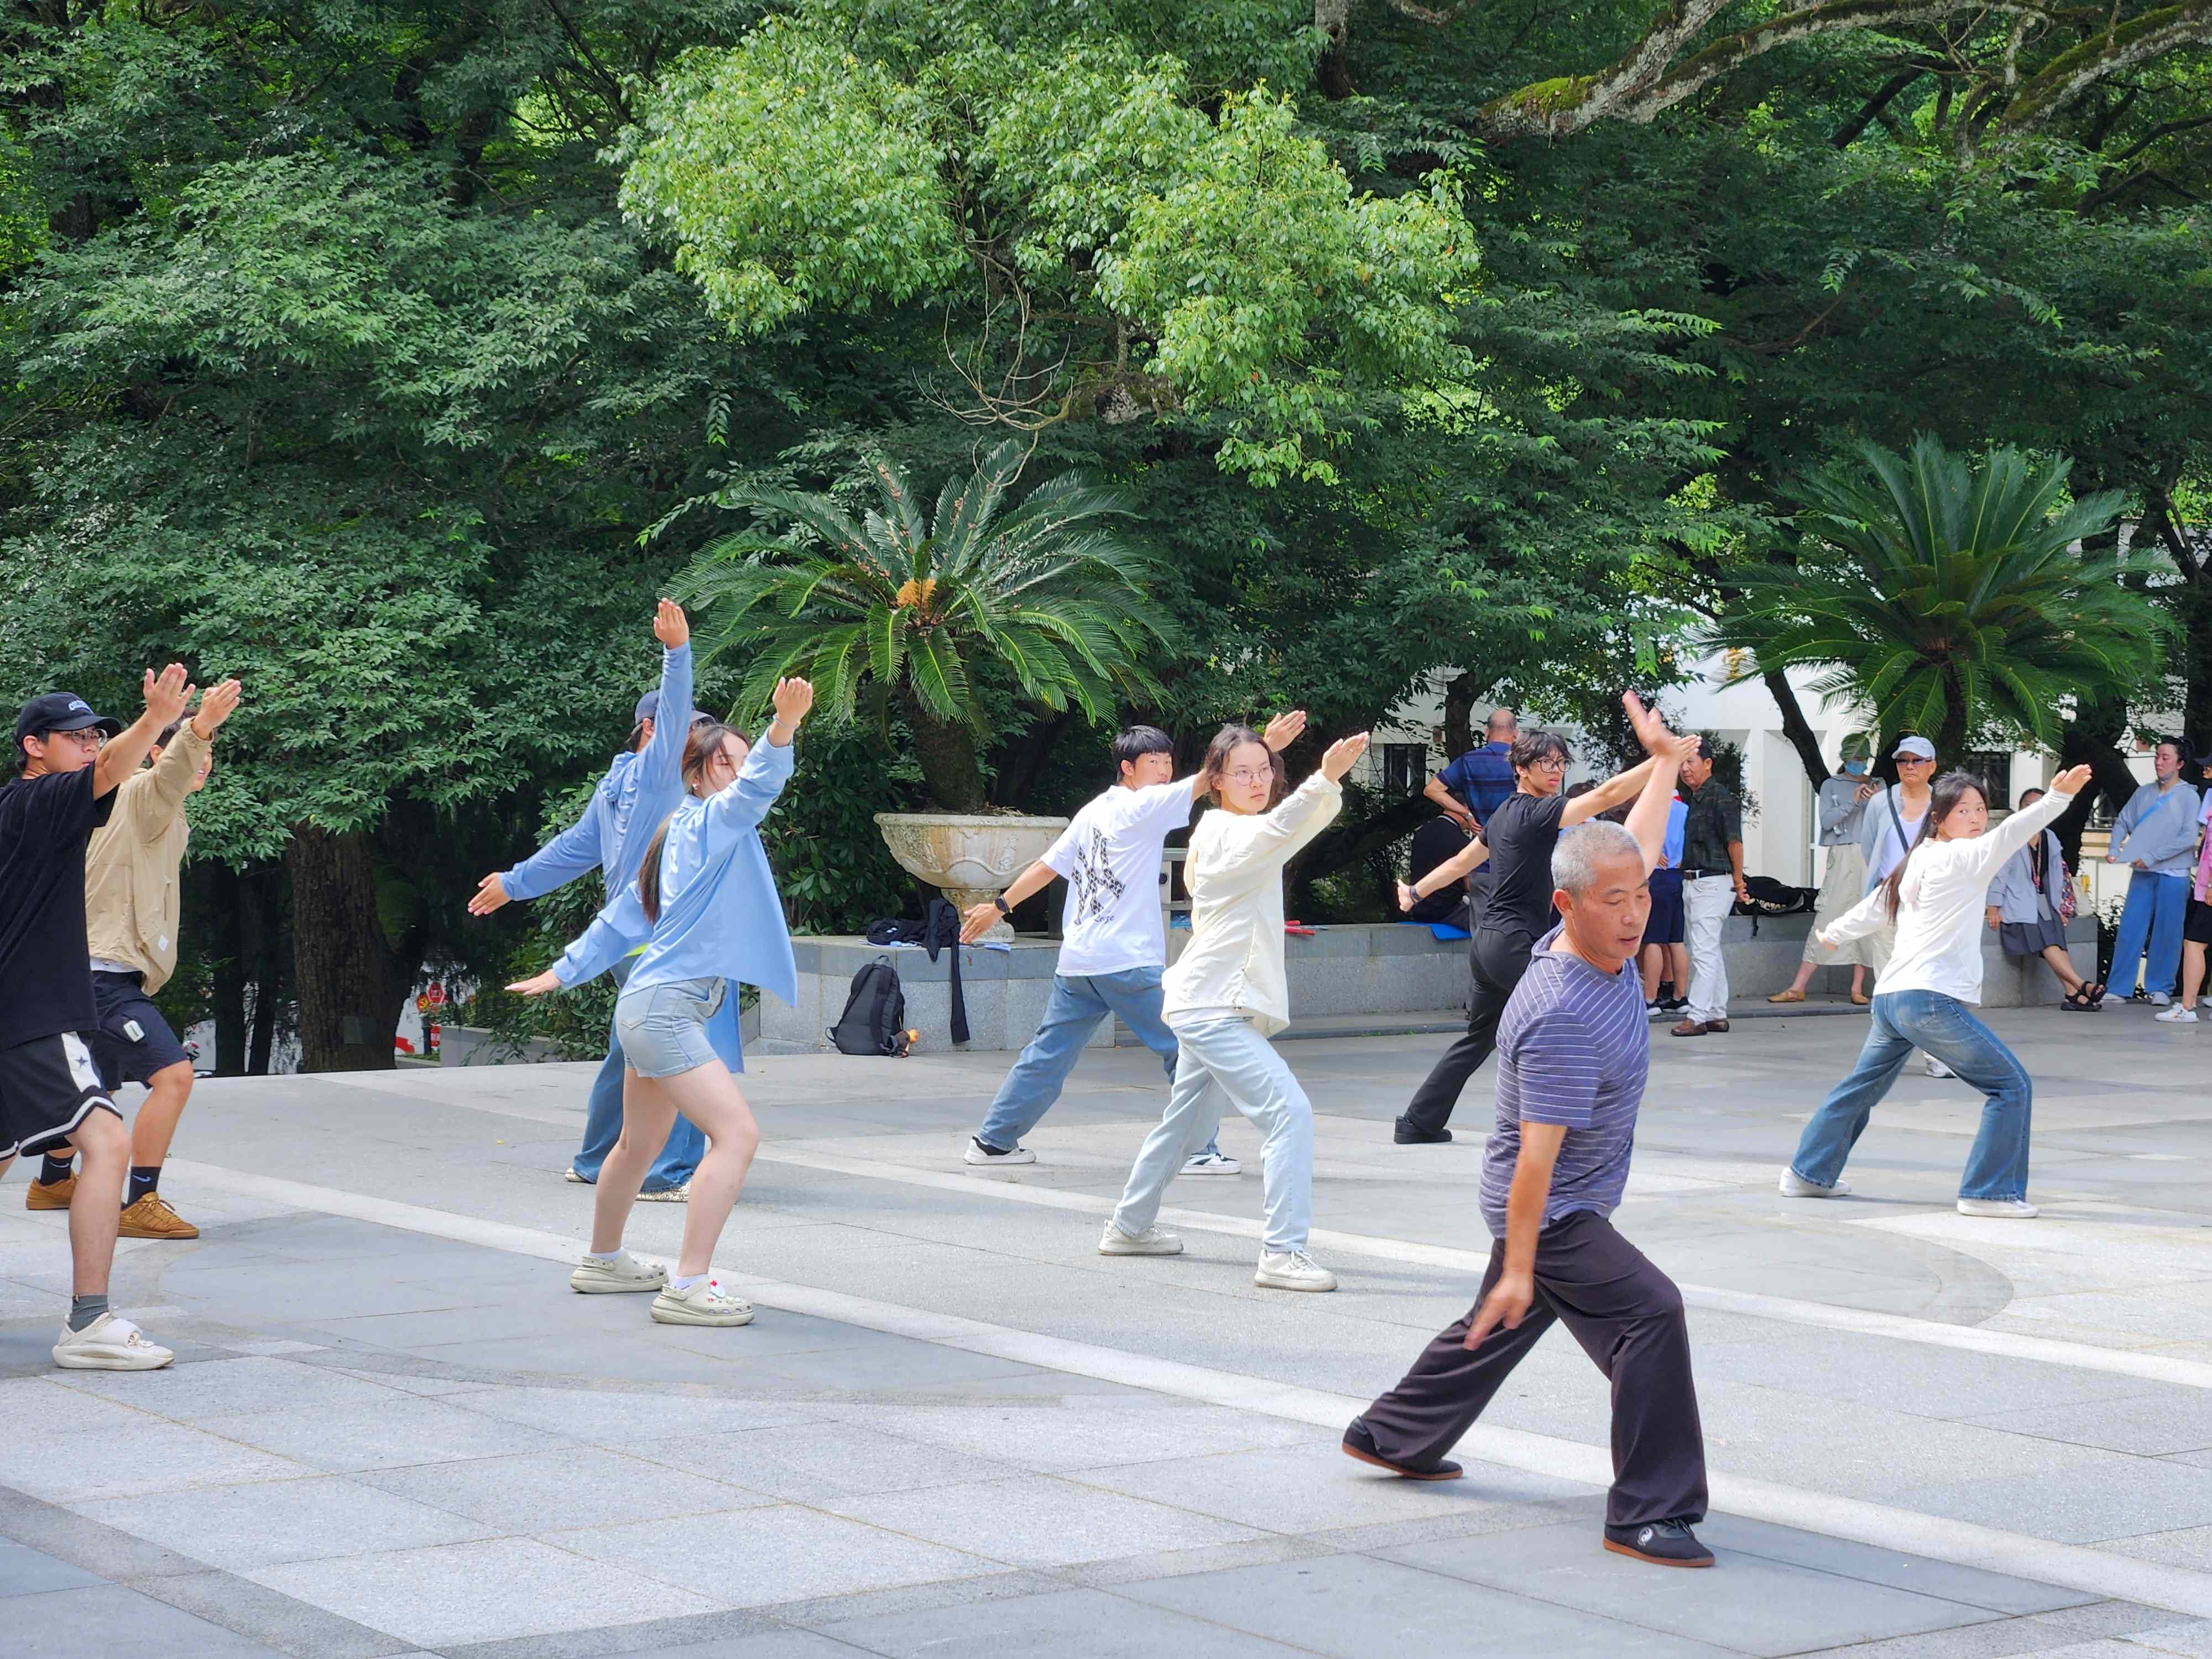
[1400,834,1488,911]
[1954,768,2089,884]
[508,882,653,996]
[1191,735,1368,902]
[1624,733,1697,873]
[1179,708,1307,801]
[1559,690,1678,829]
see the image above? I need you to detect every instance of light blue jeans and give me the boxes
[2109,870,2188,997]
[571,956,703,1193]
[1789,988,2032,1202]
[1111,1014,1313,1254]
[974,968,1219,1160]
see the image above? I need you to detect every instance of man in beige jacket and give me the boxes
[28,678,239,1239]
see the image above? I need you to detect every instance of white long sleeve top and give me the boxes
[1823,786,2077,1004]
[1162,773,1344,1036]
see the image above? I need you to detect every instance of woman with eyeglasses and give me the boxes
[1394,696,1690,1144]
[1100,722,1369,1291]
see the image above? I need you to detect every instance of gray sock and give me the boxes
[68,1294,109,1333]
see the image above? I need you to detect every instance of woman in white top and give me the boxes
[1780,765,2091,1218]
[1100,722,1369,1291]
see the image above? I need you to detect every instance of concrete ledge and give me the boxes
[758,916,2101,1053]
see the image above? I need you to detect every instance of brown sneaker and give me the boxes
[118,1193,199,1240]
[26,1175,75,1211]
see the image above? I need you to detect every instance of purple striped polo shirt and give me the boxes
[1478,925,1651,1235]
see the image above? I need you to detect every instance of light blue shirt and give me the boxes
[1661,797,1688,868]
[552,735,797,1073]
[2111,780,2203,878]
[500,644,693,901]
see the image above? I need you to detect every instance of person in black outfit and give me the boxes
[1391,695,1683,1144]
[2,669,194,1370]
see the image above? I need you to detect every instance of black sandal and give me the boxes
[2062,989,2099,1011]
[2083,980,2107,1008]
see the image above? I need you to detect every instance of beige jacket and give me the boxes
[84,723,210,994]
[1162,773,1343,1037]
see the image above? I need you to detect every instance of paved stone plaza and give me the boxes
[3,1001,2211,1657]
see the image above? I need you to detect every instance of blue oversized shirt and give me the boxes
[1438,742,1517,826]
[2111,780,2203,879]
[499,644,693,901]
[550,735,797,1074]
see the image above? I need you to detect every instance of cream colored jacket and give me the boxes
[1162,773,1343,1037]
[84,724,209,994]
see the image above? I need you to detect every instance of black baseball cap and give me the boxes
[15,692,122,754]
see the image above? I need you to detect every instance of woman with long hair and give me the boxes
[1780,764,2091,1219]
[509,678,813,1324]
[1100,722,1369,1291]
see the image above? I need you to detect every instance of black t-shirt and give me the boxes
[0,768,113,1051]
[1407,817,1473,924]
[1475,790,1568,939]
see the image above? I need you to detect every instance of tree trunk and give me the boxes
[908,706,990,811]
[1761,668,1832,789]
[1442,670,1479,760]
[288,826,402,1072]
[246,864,285,1076]
[207,861,247,1077]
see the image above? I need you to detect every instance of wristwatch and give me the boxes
[993,895,1012,916]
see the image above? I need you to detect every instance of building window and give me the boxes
[1964,752,2013,805]
[1384,743,1427,797]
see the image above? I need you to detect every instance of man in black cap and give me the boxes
[2,669,192,1369]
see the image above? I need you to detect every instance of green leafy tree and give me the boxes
[679,442,1172,811]
[1706,436,2172,761]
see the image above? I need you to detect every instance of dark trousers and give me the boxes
[1397,925,1536,1135]
[1356,1209,1708,1528]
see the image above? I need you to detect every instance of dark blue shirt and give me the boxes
[1438,742,1516,825]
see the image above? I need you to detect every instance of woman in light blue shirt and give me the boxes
[512,677,813,1328]
[2104,740,2202,1003]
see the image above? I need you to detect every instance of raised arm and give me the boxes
[698,678,809,853]
[1624,733,1697,874]
[633,601,695,803]
[93,665,190,799]
[1178,708,1307,801]
[136,723,210,830]
[1954,770,2086,884]
[1559,755,1657,827]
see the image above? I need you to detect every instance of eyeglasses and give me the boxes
[1897,756,1934,766]
[1223,767,1274,786]
[1526,755,1567,771]
[48,729,103,749]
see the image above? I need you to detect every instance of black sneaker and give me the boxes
[1660,996,1688,1013]
[1342,1418,1462,1481]
[1393,1121,1453,1145]
[1603,1517,1714,1568]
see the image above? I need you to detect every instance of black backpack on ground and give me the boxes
[1733,874,1817,919]
[827,956,912,1056]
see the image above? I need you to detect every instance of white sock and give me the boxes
[670,1272,706,1292]
[585,1248,624,1263]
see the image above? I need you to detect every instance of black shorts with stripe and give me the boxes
[0,1031,122,1161]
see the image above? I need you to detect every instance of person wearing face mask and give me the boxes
[1769,734,1879,1007]
[1781,765,2093,1218]
[2105,740,2201,1005]
[508,679,812,1329]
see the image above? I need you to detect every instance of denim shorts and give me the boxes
[614,977,727,1079]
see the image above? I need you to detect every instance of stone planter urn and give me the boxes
[874,812,1070,941]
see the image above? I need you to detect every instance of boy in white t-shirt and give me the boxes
[963,716,1303,1171]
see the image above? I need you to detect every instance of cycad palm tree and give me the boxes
[677,441,1171,811]
[1708,436,2169,761]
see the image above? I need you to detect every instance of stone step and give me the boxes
[1115,998,1874,1045]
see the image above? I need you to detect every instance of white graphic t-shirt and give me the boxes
[1043,781,1196,977]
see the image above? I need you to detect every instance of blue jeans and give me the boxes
[571,956,704,1192]
[974,968,1219,1160]
[1789,988,2033,1202]
[1112,1015,1313,1254]
[2109,870,2188,997]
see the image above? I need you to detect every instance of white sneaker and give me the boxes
[1778,1170,1851,1198]
[570,1249,668,1294]
[1924,1057,1955,1078]
[1099,1222,1182,1256]
[2147,992,2173,1007]
[637,1182,690,1203]
[1180,1151,1241,1177]
[650,1277,755,1326]
[1255,1250,1337,1292]
[53,1312,174,1371]
[2155,1005,2199,1024]
[964,1138,1036,1166]
[564,1166,591,1184]
[1957,1197,2039,1218]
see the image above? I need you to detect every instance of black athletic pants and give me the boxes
[1355,1209,1708,1528]
[1396,925,1535,1136]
